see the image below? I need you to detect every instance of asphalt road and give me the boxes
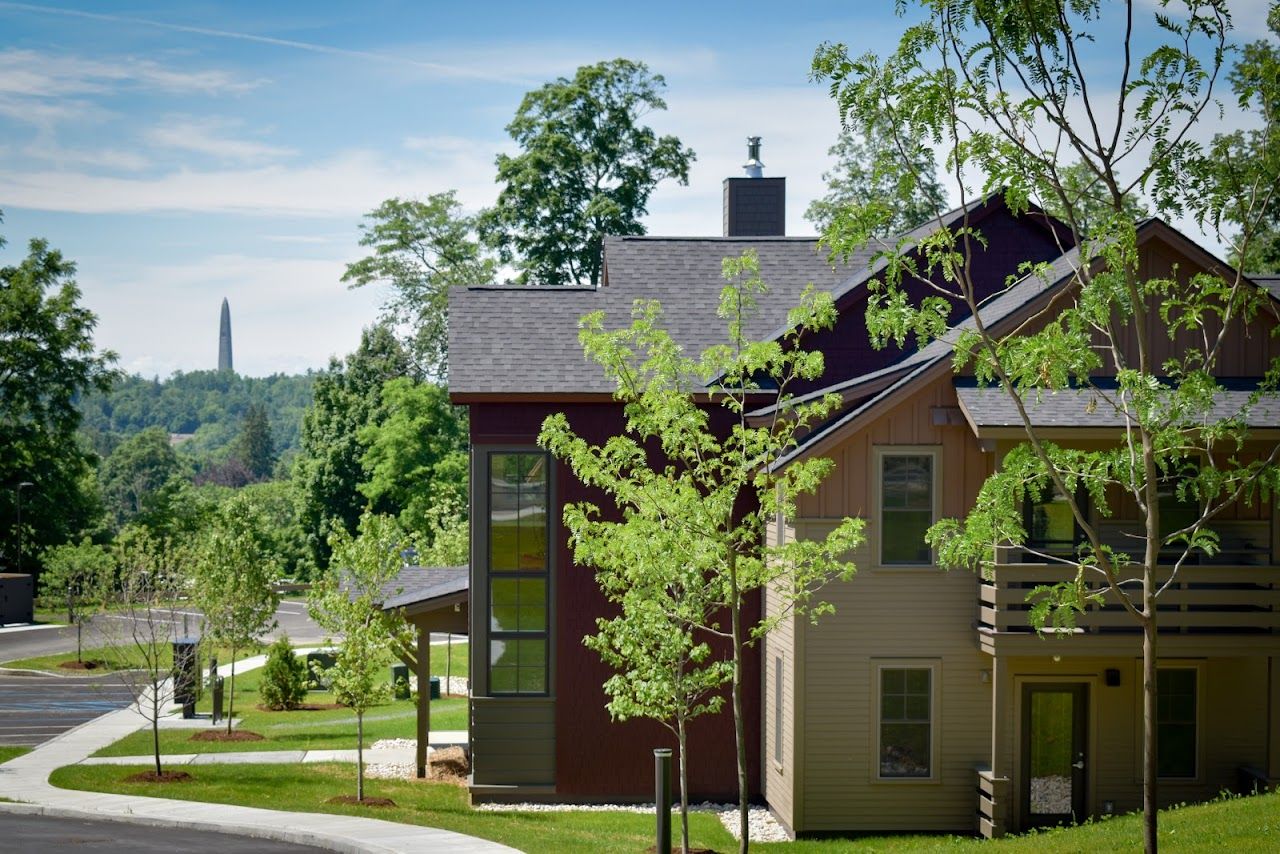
[0,814,325,852]
[0,673,137,747]
[0,599,327,666]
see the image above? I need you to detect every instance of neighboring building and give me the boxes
[447,156,1280,834]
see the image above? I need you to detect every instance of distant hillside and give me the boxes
[78,370,317,464]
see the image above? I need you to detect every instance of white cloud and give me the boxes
[80,252,386,377]
[146,116,296,163]
[0,144,504,217]
[0,48,261,98]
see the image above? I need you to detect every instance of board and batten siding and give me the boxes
[780,375,995,833]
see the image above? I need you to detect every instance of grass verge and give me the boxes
[0,747,31,764]
[47,761,1280,853]
[93,663,466,757]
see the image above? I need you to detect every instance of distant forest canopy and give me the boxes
[77,369,317,464]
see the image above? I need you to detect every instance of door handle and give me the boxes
[1072,760,1085,770]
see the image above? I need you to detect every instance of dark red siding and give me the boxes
[796,204,1070,394]
[472,401,761,800]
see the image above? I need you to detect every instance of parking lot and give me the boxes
[0,673,136,747]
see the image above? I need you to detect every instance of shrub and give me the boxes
[258,635,307,710]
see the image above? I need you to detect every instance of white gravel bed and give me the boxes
[407,675,469,696]
[364,738,418,779]
[474,800,788,842]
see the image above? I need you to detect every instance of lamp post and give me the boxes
[15,482,33,576]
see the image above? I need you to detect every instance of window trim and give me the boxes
[482,448,553,698]
[873,446,942,569]
[871,658,941,783]
[772,655,783,769]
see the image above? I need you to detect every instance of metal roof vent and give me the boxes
[743,136,764,178]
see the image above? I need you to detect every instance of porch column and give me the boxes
[1270,655,1280,785]
[988,655,1011,836]
[416,623,431,778]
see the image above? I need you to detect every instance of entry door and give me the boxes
[1021,683,1088,828]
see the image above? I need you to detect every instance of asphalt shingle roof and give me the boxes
[378,565,468,612]
[955,381,1280,430]
[448,236,870,395]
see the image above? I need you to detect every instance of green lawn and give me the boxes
[46,763,1280,853]
[431,640,469,680]
[92,661,467,757]
[1,641,254,674]
[0,747,30,764]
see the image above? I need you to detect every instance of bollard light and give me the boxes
[654,748,672,854]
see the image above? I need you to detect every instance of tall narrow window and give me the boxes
[488,452,549,695]
[879,666,932,778]
[1024,483,1086,560]
[880,453,935,565]
[1157,668,1197,778]
[773,656,783,765]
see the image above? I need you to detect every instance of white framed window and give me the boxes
[874,447,941,567]
[873,659,940,781]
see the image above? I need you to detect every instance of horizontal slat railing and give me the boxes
[979,564,1280,636]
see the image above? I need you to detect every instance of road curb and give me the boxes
[0,801,400,854]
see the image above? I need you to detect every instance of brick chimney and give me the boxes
[722,136,785,236]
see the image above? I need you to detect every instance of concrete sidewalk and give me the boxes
[79,730,469,767]
[0,700,513,853]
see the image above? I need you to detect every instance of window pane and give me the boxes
[880,723,930,777]
[1158,669,1196,778]
[880,668,932,778]
[490,452,548,572]
[882,510,933,564]
[882,456,932,509]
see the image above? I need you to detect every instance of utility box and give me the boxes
[0,573,33,625]
[172,637,200,718]
[306,651,336,690]
[390,663,410,699]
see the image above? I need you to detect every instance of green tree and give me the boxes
[1216,7,1280,273]
[39,537,113,663]
[482,59,695,286]
[357,378,468,538]
[578,532,732,852]
[234,480,314,580]
[1041,160,1150,239]
[804,120,947,237]
[2,217,116,571]
[234,402,276,482]
[813,3,1278,850]
[294,326,411,570]
[259,635,308,711]
[98,427,185,532]
[307,512,415,801]
[540,250,864,850]
[191,501,280,734]
[342,194,497,379]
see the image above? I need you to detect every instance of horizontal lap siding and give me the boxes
[792,377,995,832]
[471,697,556,785]
[1001,656,1271,825]
[764,518,798,831]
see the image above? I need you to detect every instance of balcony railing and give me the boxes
[978,563,1280,654]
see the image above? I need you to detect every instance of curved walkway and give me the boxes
[0,694,515,853]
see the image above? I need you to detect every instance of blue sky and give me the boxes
[0,1,1271,377]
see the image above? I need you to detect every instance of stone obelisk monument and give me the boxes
[218,298,234,373]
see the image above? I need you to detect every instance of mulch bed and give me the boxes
[255,703,346,712]
[325,795,396,807]
[189,730,265,743]
[58,660,106,671]
[124,770,192,783]
[424,746,469,787]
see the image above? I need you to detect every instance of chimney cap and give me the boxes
[743,135,763,178]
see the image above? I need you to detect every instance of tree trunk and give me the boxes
[226,647,237,736]
[1143,601,1159,854]
[357,710,365,802]
[152,680,162,777]
[678,713,690,854]
[729,556,749,853]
